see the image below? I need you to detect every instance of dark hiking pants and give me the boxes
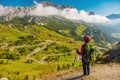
[82,58,90,75]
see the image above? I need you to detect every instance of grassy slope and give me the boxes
[0,23,82,46]
[0,24,27,42]
[41,17,110,45]
[0,24,82,79]
[0,17,109,79]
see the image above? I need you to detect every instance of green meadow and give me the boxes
[0,23,83,80]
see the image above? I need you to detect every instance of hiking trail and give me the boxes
[48,63,120,80]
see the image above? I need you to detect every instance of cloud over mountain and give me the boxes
[28,3,109,23]
[0,5,13,16]
[0,2,110,23]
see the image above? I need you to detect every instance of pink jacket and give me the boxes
[76,44,85,56]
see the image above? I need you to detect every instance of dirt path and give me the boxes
[0,43,9,49]
[40,53,70,64]
[26,40,51,64]
[9,43,42,52]
[48,63,120,80]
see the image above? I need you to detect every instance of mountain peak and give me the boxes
[40,1,72,10]
[89,12,95,15]
[40,2,57,7]
[106,14,120,19]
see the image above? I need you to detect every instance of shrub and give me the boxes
[66,64,70,69]
[57,64,61,71]
[0,60,4,64]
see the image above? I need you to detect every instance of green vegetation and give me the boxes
[0,22,82,79]
[0,17,111,79]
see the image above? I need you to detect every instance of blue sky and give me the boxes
[0,0,120,15]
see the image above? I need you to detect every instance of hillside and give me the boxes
[0,15,118,80]
[104,43,120,63]
[1,17,114,44]
[0,21,84,80]
[0,1,118,44]
[46,43,120,80]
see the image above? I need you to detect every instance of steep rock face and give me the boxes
[41,2,72,10]
[104,44,120,63]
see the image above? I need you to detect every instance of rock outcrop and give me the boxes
[104,43,120,63]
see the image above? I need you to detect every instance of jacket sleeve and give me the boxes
[76,45,84,56]
[80,45,84,56]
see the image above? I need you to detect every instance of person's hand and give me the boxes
[76,48,79,53]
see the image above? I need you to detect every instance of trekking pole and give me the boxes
[74,54,76,62]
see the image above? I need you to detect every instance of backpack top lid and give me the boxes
[84,35,90,42]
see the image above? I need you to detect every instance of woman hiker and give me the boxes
[76,35,95,75]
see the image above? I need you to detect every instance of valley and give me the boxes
[0,1,120,80]
[0,17,117,80]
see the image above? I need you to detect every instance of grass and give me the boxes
[0,24,27,42]
[0,52,82,79]
[0,23,83,79]
[75,24,86,36]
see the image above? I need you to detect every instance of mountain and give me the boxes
[0,1,119,45]
[0,2,72,21]
[41,2,72,10]
[106,14,120,19]
[105,14,120,31]
[0,2,120,80]
[0,16,115,45]
[0,2,119,48]
[104,42,120,63]
[0,2,110,23]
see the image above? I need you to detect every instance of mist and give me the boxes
[0,3,111,23]
[28,3,110,23]
[0,5,13,16]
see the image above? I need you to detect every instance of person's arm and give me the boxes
[76,48,81,55]
[76,45,84,56]
[80,45,84,56]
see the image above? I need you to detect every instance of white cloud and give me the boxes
[0,3,110,23]
[28,4,59,16]
[0,5,13,16]
[28,3,109,23]
[59,9,109,23]
[104,19,120,31]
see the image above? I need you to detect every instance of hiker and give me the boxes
[76,35,95,75]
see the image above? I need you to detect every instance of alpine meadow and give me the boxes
[0,1,120,80]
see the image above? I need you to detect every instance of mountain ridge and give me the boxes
[0,2,72,21]
[107,14,120,19]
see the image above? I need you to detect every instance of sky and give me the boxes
[0,0,120,16]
